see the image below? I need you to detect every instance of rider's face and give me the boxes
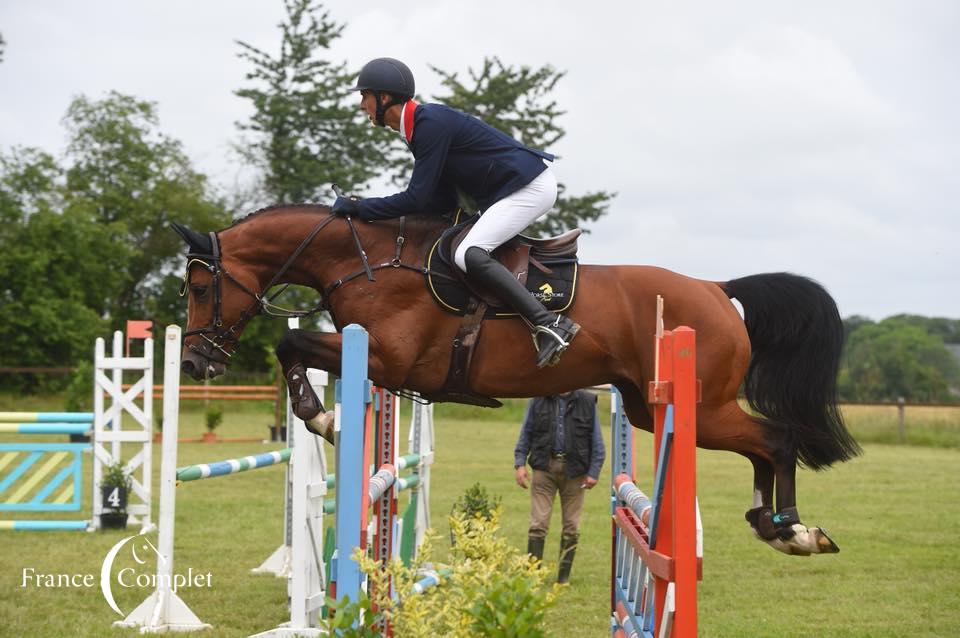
[359,90,378,125]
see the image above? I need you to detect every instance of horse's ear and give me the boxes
[171,222,213,255]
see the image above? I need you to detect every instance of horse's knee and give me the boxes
[275,329,303,363]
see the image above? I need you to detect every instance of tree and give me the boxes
[839,319,960,403]
[234,0,395,205]
[0,148,128,388]
[0,32,6,64]
[882,314,960,344]
[231,0,401,373]
[63,92,230,322]
[842,314,874,340]
[431,57,614,235]
[0,93,229,386]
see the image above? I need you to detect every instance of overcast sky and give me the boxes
[1,1,957,320]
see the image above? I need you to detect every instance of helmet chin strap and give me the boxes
[374,90,405,127]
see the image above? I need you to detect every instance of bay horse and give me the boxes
[172,205,861,556]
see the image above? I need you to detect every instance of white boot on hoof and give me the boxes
[305,411,335,445]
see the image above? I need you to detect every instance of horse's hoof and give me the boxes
[305,411,335,445]
[812,527,840,553]
[762,524,839,555]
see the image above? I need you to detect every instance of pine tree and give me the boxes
[234,0,397,205]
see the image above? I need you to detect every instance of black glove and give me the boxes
[332,196,360,217]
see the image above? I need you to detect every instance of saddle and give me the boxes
[426,218,581,317]
[420,217,582,408]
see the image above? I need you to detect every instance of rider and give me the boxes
[333,57,579,368]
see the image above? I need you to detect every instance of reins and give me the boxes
[181,209,444,362]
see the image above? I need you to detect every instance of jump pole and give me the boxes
[610,304,702,638]
[114,324,209,632]
[252,317,329,579]
[1,324,154,533]
[117,323,427,635]
[330,323,371,602]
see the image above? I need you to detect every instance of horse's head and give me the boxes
[172,222,263,381]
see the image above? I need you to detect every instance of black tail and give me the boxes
[724,273,862,470]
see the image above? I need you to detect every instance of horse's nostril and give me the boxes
[181,360,196,376]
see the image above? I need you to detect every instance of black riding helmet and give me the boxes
[352,57,415,127]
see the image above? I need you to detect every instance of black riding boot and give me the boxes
[463,246,579,368]
[557,535,578,584]
[527,536,545,562]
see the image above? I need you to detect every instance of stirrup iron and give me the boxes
[530,320,571,353]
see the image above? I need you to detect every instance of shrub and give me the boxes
[326,509,559,637]
[451,481,501,521]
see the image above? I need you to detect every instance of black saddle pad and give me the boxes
[425,221,579,318]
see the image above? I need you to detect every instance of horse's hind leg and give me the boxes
[768,455,840,555]
[703,403,840,555]
[744,453,776,535]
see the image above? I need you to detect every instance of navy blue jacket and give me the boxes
[356,103,554,221]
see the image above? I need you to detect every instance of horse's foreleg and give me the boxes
[275,329,346,443]
[275,328,400,444]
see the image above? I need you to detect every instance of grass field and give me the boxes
[0,396,958,637]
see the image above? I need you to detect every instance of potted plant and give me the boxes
[203,404,223,442]
[268,416,287,443]
[99,461,132,529]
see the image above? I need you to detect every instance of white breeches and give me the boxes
[454,167,558,272]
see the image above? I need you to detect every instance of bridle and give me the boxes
[179,209,429,365]
[180,213,342,364]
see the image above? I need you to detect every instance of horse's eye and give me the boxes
[190,285,209,299]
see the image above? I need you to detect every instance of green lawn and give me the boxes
[0,398,958,637]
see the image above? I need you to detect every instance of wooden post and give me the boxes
[897,396,905,443]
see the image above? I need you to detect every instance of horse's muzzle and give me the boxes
[181,350,226,380]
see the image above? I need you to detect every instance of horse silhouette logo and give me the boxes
[538,283,554,302]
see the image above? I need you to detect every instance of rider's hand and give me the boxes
[515,466,530,489]
[580,476,598,490]
[332,196,360,217]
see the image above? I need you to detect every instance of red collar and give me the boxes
[401,100,419,144]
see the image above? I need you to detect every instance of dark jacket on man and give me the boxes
[357,103,554,221]
[514,390,605,479]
